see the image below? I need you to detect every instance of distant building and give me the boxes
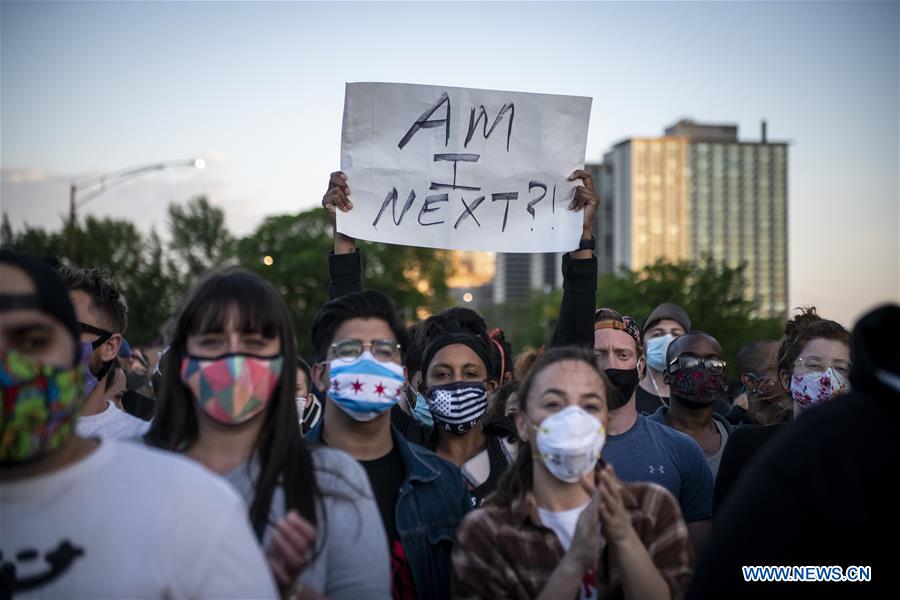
[601,119,789,317]
[479,119,788,317]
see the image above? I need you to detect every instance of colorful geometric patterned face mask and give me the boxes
[1,350,83,463]
[180,354,284,426]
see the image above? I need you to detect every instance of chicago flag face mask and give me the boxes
[328,352,405,422]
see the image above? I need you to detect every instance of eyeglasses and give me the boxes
[744,373,782,394]
[794,357,851,378]
[79,321,113,349]
[78,321,113,337]
[329,339,401,362]
[668,355,726,375]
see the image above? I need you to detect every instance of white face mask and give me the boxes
[534,406,606,483]
[296,396,306,425]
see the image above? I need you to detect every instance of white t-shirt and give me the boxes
[0,440,277,599]
[75,400,150,440]
[538,500,597,600]
[537,500,591,551]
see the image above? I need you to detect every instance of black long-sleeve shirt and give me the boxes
[550,252,597,348]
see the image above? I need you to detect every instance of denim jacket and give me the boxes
[306,421,472,599]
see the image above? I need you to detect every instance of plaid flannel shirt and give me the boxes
[452,481,694,600]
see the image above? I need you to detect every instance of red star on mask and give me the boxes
[351,379,364,393]
[332,380,341,392]
[374,383,386,397]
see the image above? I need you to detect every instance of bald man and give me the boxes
[647,332,734,479]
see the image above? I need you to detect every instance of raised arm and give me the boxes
[322,170,363,299]
[550,169,599,348]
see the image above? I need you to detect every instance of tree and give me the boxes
[167,195,235,281]
[479,289,562,351]
[483,257,783,376]
[236,208,454,356]
[2,214,180,345]
[596,257,783,375]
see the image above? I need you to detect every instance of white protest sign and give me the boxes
[338,82,592,253]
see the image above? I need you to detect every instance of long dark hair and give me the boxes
[491,346,612,507]
[145,269,319,538]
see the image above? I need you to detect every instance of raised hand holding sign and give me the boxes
[338,82,592,253]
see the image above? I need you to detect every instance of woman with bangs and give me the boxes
[146,269,390,599]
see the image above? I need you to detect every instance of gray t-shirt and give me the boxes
[647,406,733,480]
[224,446,390,599]
[603,413,714,523]
[707,418,730,479]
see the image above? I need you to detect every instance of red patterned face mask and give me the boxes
[180,354,283,425]
[668,366,728,405]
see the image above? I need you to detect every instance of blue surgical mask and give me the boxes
[409,385,434,428]
[645,334,675,372]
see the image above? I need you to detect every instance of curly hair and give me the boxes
[777,307,850,375]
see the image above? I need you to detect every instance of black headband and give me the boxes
[0,294,41,311]
[421,332,494,379]
[0,250,81,362]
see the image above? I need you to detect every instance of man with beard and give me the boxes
[648,332,733,479]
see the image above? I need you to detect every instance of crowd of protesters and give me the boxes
[1,168,896,599]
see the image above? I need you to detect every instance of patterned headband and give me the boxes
[593,314,642,350]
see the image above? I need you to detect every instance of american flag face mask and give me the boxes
[425,381,488,435]
[328,352,406,422]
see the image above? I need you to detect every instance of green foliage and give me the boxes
[597,257,783,374]
[3,201,780,372]
[2,214,181,344]
[481,257,782,377]
[236,209,453,356]
[4,200,454,353]
[167,196,236,281]
[480,289,562,351]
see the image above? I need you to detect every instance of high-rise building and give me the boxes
[601,119,788,317]
[492,251,562,304]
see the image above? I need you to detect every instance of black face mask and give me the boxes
[604,368,640,410]
[121,390,155,421]
[125,371,149,392]
[668,366,728,407]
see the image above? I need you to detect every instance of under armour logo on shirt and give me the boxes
[649,465,665,475]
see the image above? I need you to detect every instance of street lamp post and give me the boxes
[67,158,206,263]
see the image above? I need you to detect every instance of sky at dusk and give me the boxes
[2,0,898,327]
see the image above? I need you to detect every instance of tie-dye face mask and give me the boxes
[1,350,83,463]
[180,354,283,425]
